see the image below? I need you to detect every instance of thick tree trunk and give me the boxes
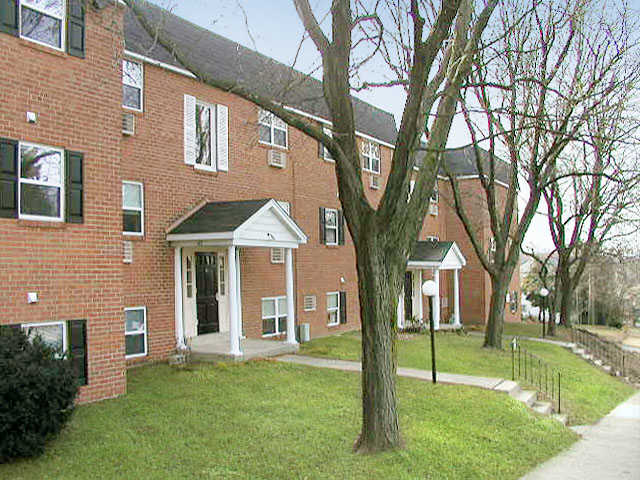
[353,234,403,453]
[484,275,509,348]
[558,280,576,327]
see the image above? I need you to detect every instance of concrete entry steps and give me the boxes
[277,355,564,422]
[187,333,299,362]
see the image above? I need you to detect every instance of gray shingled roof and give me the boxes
[123,2,398,145]
[169,199,271,235]
[416,145,512,184]
[409,240,454,263]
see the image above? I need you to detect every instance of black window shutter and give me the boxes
[0,138,18,219]
[65,151,84,223]
[0,0,18,37]
[66,0,85,58]
[319,207,326,245]
[68,319,88,386]
[338,210,345,245]
[339,291,347,324]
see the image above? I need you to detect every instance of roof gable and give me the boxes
[167,199,307,248]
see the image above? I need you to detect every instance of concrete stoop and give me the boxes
[495,379,562,422]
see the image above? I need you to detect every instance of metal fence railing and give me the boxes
[571,327,640,380]
[511,338,563,413]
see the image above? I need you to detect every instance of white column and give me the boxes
[417,269,423,321]
[397,292,404,329]
[227,245,241,356]
[285,248,298,345]
[174,247,185,349]
[433,268,441,330]
[235,248,243,337]
[454,268,461,326]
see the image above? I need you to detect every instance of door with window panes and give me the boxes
[196,253,219,334]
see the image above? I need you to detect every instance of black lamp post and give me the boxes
[422,280,438,384]
[540,287,549,338]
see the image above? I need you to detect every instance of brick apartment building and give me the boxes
[0,0,520,403]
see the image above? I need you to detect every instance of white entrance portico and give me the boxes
[167,199,307,358]
[398,240,466,330]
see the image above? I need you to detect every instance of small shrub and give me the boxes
[0,328,79,463]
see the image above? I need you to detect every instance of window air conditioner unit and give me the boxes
[122,112,135,136]
[429,203,439,216]
[370,175,380,190]
[268,149,287,168]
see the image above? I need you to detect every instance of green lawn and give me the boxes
[502,323,573,342]
[300,331,635,425]
[1,362,576,480]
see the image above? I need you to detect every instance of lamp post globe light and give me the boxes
[539,288,549,338]
[422,280,438,383]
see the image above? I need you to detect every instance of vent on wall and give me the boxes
[123,241,133,264]
[303,295,317,311]
[370,175,380,190]
[122,112,135,136]
[268,149,287,168]
[270,247,284,264]
[428,203,439,216]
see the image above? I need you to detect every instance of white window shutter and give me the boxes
[216,104,229,171]
[209,106,217,172]
[184,94,196,165]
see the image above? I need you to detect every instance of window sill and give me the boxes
[123,233,145,241]
[258,141,288,151]
[327,323,341,328]
[18,37,68,59]
[193,165,219,176]
[324,244,341,249]
[123,106,144,115]
[17,219,67,229]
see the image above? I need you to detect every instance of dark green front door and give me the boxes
[196,253,219,335]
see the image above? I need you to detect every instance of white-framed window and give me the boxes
[327,292,340,326]
[22,321,67,354]
[258,108,287,148]
[361,140,380,174]
[218,254,226,295]
[261,296,287,336]
[321,126,334,162]
[185,255,194,298]
[19,0,66,51]
[123,59,144,112]
[195,100,216,170]
[18,142,64,222]
[122,181,144,236]
[125,307,147,358]
[431,183,439,203]
[324,208,339,246]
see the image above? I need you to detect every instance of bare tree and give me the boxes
[445,0,639,348]
[125,0,497,452]
[543,103,640,332]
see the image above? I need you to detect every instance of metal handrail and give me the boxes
[511,337,563,413]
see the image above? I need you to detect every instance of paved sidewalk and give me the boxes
[277,355,514,392]
[520,391,640,480]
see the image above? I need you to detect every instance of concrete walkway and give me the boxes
[467,331,574,347]
[520,391,640,480]
[278,355,515,393]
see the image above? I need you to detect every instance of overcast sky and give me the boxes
[149,0,556,252]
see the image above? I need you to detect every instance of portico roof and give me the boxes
[408,240,466,270]
[166,199,307,248]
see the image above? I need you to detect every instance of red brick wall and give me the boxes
[120,61,394,362]
[0,4,127,402]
